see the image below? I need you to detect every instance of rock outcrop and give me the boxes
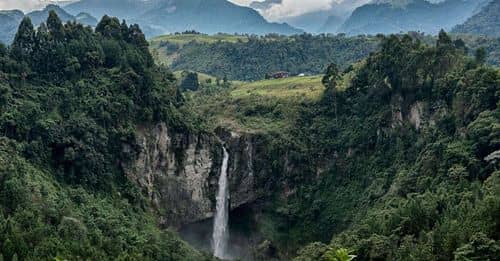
[123,123,273,227]
[123,123,219,227]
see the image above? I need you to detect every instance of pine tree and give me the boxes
[47,11,65,41]
[96,15,122,39]
[475,47,487,65]
[437,29,452,49]
[11,17,35,61]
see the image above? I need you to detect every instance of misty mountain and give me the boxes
[0,10,24,44]
[279,10,338,33]
[318,15,345,33]
[75,12,98,26]
[339,0,487,35]
[29,5,97,26]
[453,0,499,37]
[27,4,79,25]
[65,0,154,20]
[251,0,369,33]
[65,0,302,36]
[0,5,97,44]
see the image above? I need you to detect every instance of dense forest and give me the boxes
[273,32,500,260]
[0,6,499,261]
[0,12,209,260]
[169,34,380,81]
[157,33,500,81]
[186,31,500,260]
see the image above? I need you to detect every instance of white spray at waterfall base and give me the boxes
[213,147,230,259]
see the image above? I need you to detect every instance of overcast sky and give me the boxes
[0,0,350,21]
[231,0,337,20]
[0,0,72,12]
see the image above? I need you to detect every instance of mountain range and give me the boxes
[0,4,97,44]
[0,10,24,44]
[251,0,495,36]
[64,0,301,37]
[0,0,496,45]
[453,0,499,37]
[338,0,489,35]
[250,0,370,33]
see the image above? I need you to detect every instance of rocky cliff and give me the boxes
[123,123,275,227]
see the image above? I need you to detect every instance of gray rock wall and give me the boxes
[123,123,273,227]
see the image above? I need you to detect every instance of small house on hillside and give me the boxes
[272,71,289,79]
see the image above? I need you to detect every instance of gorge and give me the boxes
[0,7,498,261]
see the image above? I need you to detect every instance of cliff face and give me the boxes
[123,123,218,227]
[123,123,274,227]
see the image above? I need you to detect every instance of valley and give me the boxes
[0,1,498,260]
[164,33,500,260]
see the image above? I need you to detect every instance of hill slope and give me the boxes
[453,0,500,37]
[151,34,380,81]
[340,0,486,35]
[65,0,301,37]
[26,4,76,25]
[0,10,24,44]
[186,33,500,260]
[250,0,369,33]
[0,12,209,260]
[0,5,98,44]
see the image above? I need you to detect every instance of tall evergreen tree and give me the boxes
[437,29,453,49]
[11,17,35,61]
[96,15,122,39]
[46,11,65,41]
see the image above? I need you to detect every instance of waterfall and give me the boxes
[213,146,230,259]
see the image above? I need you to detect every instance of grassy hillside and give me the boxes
[231,76,324,100]
[150,33,249,66]
[151,33,249,46]
[185,75,324,133]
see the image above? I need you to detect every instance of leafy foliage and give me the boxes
[0,12,206,260]
[168,34,380,81]
[281,33,500,260]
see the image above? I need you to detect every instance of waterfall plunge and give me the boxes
[213,147,230,259]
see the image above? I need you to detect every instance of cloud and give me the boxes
[2,0,362,21]
[0,0,40,11]
[0,0,72,12]
[261,0,334,20]
[230,0,343,21]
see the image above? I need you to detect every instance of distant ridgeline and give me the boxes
[453,0,500,38]
[0,4,97,44]
[64,0,301,37]
[0,0,301,45]
[0,12,208,260]
[339,0,490,36]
